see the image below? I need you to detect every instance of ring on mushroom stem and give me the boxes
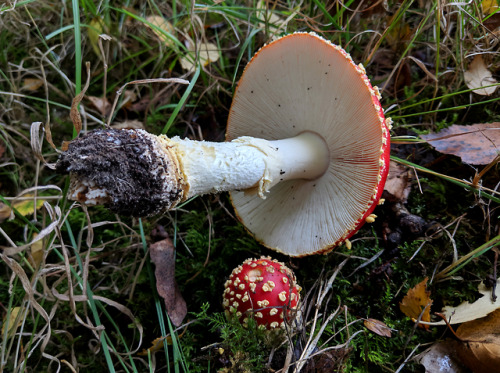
[57,32,391,257]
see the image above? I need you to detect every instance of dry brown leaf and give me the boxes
[416,340,467,373]
[464,55,498,96]
[364,318,392,337]
[111,119,144,130]
[87,96,111,117]
[399,277,433,329]
[22,78,44,91]
[455,308,500,373]
[422,123,500,165]
[149,235,187,327]
[383,161,412,203]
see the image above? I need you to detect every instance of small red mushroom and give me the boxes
[222,257,301,330]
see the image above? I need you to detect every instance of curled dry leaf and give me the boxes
[422,123,500,165]
[111,119,144,130]
[416,340,467,373]
[463,55,498,96]
[87,96,111,117]
[149,235,187,327]
[455,308,500,373]
[399,277,433,329]
[364,318,392,337]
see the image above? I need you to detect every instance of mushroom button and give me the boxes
[56,32,391,256]
[222,257,301,330]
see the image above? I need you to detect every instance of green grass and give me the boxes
[0,0,499,372]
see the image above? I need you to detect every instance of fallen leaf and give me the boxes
[455,308,500,373]
[111,119,144,130]
[416,340,467,373]
[149,234,187,327]
[180,41,220,71]
[87,96,111,117]
[399,277,433,329]
[464,55,498,96]
[364,318,392,337]
[422,123,500,165]
[0,194,46,223]
[432,279,500,325]
[87,18,105,56]
[256,0,286,32]
[22,78,44,91]
[482,0,499,15]
[145,15,176,47]
[1,306,23,338]
[138,325,188,356]
[383,161,412,203]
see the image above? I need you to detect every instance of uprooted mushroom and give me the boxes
[56,32,391,257]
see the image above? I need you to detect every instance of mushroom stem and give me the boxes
[172,130,330,199]
[57,129,330,216]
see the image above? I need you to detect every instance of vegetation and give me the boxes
[1,0,499,372]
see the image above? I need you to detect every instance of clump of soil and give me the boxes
[56,129,183,216]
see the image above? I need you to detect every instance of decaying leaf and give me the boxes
[455,308,500,373]
[433,279,500,325]
[416,340,467,373]
[87,96,111,117]
[399,277,433,329]
[464,55,498,96]
[1,306,24,338]
[145,15,176,47]
[180,41,220,71]
[422,123,500,165]
[383,161,412,203]
[111,119,144,130]
[364,318,392,337]
[22,78,44,91]
[138,325,188,356]
[149,235,187,327]
[0,194,46,223]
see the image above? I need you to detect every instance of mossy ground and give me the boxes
[1,1,499,372]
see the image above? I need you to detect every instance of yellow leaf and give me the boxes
[30,232,44,268]
[180,41,219,71]
[88,18,105,56]
[22,78,44,91]
[145,15,176,47]
[464,55,498,96]
[2,307,23,338]
[399,277,433,329]
[13,195,45,217]
[482,0,499,15]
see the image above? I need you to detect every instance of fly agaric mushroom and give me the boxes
[222,257,301,330]
[56,32,390,256]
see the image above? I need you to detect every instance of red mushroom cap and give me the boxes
[222,257,301,330]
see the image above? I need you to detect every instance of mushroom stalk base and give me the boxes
[56,129,330,216]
